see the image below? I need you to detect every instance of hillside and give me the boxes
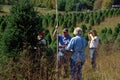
[76,16,120,33]
[0,2,120,80]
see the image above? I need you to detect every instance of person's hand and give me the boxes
[55,25,58,29]
[89,33,92,37]
[59,46,64,48]
[37,35,41,40]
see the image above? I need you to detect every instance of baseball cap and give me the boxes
[39,32,44,36]
[63,28,68,32]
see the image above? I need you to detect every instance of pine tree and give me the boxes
[1,0,42,57]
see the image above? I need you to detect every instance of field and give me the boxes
[0,5,120,80]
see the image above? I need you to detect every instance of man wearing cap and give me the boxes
[65,27,86,80]
[53,27,71,77]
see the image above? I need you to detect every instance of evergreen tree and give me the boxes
[58,0,66,11]
[42,16,48,28]
[89,18,94,26]
[80,24,87,33]
[0,5,2,12]
[1,0,42,57]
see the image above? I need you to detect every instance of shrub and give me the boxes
[1,0,42,58]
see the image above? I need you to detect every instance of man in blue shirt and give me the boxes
[65,27,86,80]
[53,27,71,77]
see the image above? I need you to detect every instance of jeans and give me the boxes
[70,58,84,80]
[89,48,97,69]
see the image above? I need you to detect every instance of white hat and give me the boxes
[73,27,82,35]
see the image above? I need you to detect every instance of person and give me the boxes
[53,27,71,77]
[65,27,86,80]
[88,30,99,69]
[37,32,47,46]
[35,32,47,55]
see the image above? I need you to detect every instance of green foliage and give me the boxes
[42,16,48,28]
[87,26,92,32]
[65,0,75,11]
[107,28,112,34]
[89,18,94,26]
[58,14,64,26]
[46,0,54,9]
[50,38,57,53]
[71,13,76,27]
[49,14,56,27]
[0,16,8,32]
[58,0,66,11]
[103,10,109,17]
[101,27,108,33]
[44,29,52,45]
[95,17,101,25]
[76,13,84,23]
[100,15,105,22]
[113,23,120,39]
[80,24,87,33]
[106,28,113,41]
[84,13,89,23]
[0,5,2,12]
[1,0,42,57]
[115,33,120,43]
[108,9,114,17]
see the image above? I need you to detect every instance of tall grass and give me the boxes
[82,44,120,80]
[0,44,120,80]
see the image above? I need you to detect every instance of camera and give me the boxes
[89,32,92,34]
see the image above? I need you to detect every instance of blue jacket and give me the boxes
[66,35,86,62]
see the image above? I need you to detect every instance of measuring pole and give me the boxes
[55,0,59,78]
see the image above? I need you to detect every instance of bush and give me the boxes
[1,0,42,58]
[89,18,94,26]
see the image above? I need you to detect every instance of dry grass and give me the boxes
[82,46,120,80]
[0,43,120,80]
[0,5,56,15]
[54,45,120,80]
[0,5,120,80]
[0,5,11,13]
[93,16,120,33]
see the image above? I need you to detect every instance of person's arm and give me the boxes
[89,34,94,40]
[59,45,67,48]
[65,38,74,51]
[53,25,58,37]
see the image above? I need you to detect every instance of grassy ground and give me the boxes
[0,5,120,80]
[60,46,120,80]
[0,5,56,15]
[76,16,120,34]
[93,16,120,33]
[82,46,120,80]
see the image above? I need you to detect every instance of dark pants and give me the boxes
[70,58,84,80]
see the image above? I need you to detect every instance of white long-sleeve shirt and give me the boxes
[89,36,99,48]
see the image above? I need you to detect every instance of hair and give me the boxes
[73,27,82,35]
[90,30,97,36]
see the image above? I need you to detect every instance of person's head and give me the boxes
[73,27,82,35]
[37,32,44,40]
[63,28,69,37]
[89,30,97,37]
